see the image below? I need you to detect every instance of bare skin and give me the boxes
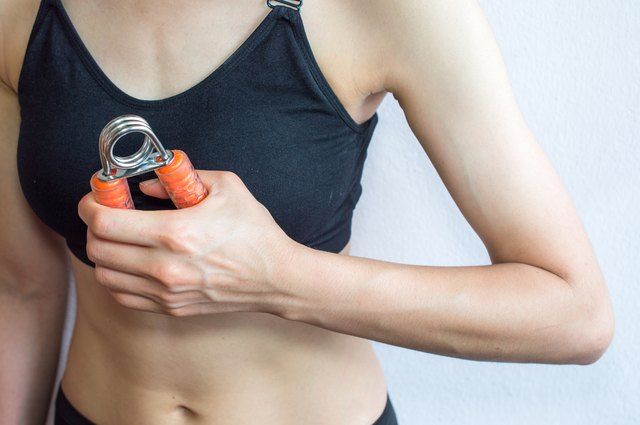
[0,0,614,424]
[61,246,391,424]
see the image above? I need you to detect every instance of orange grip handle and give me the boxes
[155,150,208,209]
[90,172,135,209]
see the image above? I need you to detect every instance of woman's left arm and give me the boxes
[273,0,615,365]
[78,0,614,366]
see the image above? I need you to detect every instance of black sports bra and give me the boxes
[16,0,379,267]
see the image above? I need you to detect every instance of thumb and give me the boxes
[139,178,170,199]
[193,169,229,192]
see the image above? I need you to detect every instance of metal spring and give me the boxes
[97,114,173,180]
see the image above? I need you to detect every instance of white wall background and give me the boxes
[47,1,639,424]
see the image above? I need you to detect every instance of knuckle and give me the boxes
[172,234,198,255]
[222,170,241,185]
[157,291,179,306]
[164,306,186,317]
[90,212,110,237]
[111,291,129,305]
[158,223,197,254]
[93,266,111,285]
[77,194,91,217]
[85,240,101,263]
[156,231,175,249]
[154,262,183,288]
[202,285,221,302]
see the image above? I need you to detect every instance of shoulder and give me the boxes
[0,0,42,92]
[311,0,486,94]
[346,0,492,94]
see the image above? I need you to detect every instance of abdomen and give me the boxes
[61,250,388,424]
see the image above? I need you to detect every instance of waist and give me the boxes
[62,255,388,423]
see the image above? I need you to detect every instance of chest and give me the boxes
[52,0,364,118]
[15,1,379,254]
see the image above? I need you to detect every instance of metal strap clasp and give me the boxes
[267,0,302,11]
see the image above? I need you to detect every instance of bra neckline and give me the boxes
[54,0,286,109]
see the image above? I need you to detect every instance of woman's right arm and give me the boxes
[0,57,70,425]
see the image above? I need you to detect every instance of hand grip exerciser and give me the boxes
[90,114,208,209]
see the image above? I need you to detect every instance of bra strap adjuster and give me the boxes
[267,0,302,11]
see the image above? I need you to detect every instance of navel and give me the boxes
[173,403,198,418]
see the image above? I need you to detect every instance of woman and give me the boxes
[0,0,615,423]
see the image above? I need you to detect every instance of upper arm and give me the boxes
[1,0,41,91]
[377,0,608,295]
[0,70,68,297]
[0,0,68,296]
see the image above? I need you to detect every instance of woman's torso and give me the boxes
[6,0,389,423]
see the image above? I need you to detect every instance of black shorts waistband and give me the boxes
[55,384,398,425]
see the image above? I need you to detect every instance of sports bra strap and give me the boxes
[266,0,302,11]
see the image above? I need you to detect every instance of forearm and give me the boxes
[273,244,607,365]
[0,280,68,425]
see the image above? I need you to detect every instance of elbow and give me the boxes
[570,291,615,365]
[572,315,614,365]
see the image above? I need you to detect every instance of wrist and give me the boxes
[266,236,312,320]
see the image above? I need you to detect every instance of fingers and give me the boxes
[108,289,222,317]
[108,292,165,314]
[78,170,245,246]
[97,266,207,307]
[96,264,217,316]
[87,230,206,292]
[78,192,171,246]
[139,178,170,199]
[78,172,228,246]
[86,229,157,275]
[195,169,244,195]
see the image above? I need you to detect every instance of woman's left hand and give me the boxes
[77,170,297,317]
